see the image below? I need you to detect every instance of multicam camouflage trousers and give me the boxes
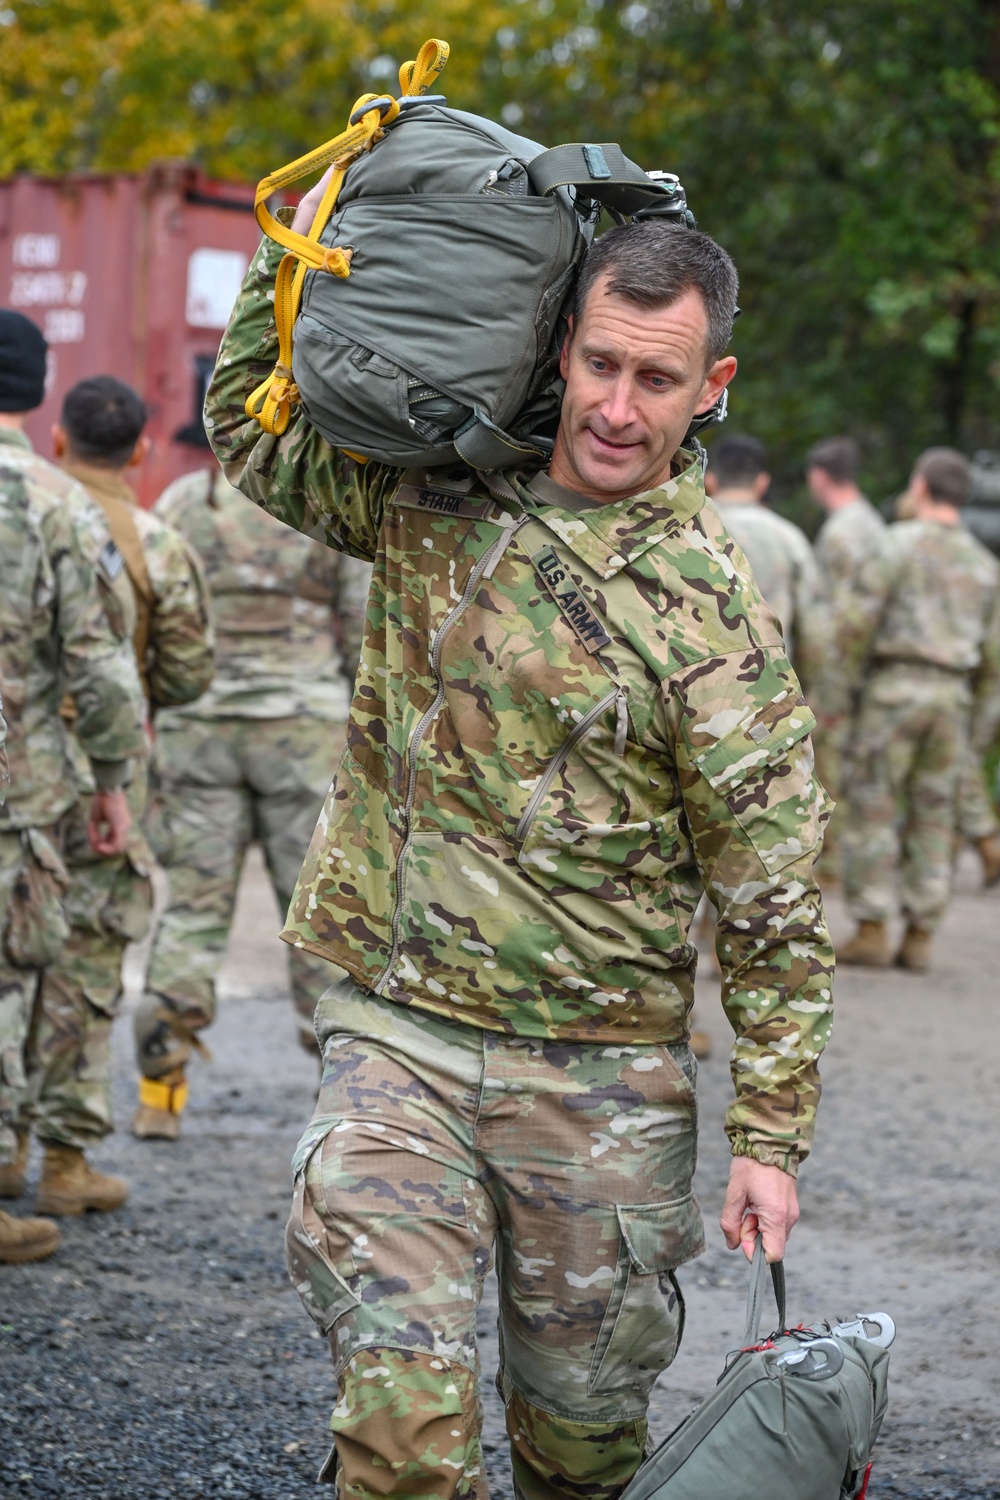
[843,664,970,927]
[139,715,346,1077]
[287,983,704,1500]
[22,781,153,1149]
[955,746,1000,842]
[0,827,54,1167]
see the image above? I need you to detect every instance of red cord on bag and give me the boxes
[856,1462,874,1499]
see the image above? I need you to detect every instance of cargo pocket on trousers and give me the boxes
[3,829,71,969]
[1,1041,27,1093]
[286,1134,361,1340]
[588,1194,705,1397]
[101,846,155,945]
[144,778,174,866]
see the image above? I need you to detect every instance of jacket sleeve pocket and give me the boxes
[690,697,825,878]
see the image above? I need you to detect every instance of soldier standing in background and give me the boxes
[808,436,886,613]
[0,312,146,1262]
[132,468,370,1140]
[12,377,214,1216]
[707,435,827,695]
[895,476,1000,888]
[695,434,828,1044]
[838,448,1000,971]
[806,436,885,871]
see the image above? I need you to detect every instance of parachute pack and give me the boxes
[620,1241,893,1500]
[246,39,698,470]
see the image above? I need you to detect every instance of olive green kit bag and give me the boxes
[622,1241,894,1500]
[245,37,693,470]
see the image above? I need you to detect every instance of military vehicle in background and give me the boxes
[966,452,1000,559]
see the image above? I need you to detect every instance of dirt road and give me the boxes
[1,850,998,1499]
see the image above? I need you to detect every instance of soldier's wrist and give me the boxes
[729,1134,801,1179]
[89,758,130,791]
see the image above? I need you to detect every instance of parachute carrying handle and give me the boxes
[527,143,679,217]
[454,409,552,472]
[245,38,450,437]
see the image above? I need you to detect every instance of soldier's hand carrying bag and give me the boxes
[620,1239,894,1500]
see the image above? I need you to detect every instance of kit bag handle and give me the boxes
[742,1236,787,1347]
[526,142,678,215]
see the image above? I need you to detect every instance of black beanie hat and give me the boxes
[0,309,48,413]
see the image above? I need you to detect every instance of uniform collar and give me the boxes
[516,451,706,580]
[0,427,33,454]
[61,459,138,509]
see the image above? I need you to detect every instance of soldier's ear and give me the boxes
[127,435,151,470]
[52,424,67,460]
[559,315,575,380]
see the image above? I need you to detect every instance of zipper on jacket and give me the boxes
[514,686,627,847]
[375,514,528,994]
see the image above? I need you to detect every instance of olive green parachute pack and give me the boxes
[622,1241,893,1500]
[245,38,694,470]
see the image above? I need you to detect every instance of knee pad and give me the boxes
[505,1389,646,1500]
[324,1346,484,1500]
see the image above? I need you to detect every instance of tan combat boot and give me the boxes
[838,920,893,967]
[690,1031,713,1060]
[976,833,1000,888]
[0,1207,60,1264]
[35,1145,128,1216]
[896,923,933,973]
[131,1068,187,1141]
[0,1131,30,1199]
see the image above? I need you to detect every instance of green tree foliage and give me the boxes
[2,0,998,501]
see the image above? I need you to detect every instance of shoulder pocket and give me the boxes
[694,698,816,791]
[693,695,826,878]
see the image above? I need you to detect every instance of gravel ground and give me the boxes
[2,849,998,1499]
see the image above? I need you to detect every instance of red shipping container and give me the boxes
[0,164,272,506]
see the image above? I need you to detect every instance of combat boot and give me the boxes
[131,1068,187,1141]
[35,1145,128,1216]
[896,923,933,973]
[976,833,1000,888]
[0,1207,59,1264]
[690,1031,713,1060]
[0,1131,30,1199]
[838,920,893,967]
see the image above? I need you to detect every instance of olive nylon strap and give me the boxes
[742,1236,787,1346]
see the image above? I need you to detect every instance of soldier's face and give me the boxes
[551,276,736,503]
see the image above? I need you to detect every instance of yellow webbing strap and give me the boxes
[246,38,450,437]
[139,1076,189,1115]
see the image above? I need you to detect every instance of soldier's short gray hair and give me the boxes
[573,222,739,365]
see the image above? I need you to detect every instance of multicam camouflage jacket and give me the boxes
[205,237,836,1173]
[153,468,370,722]
[62,461,214,714]
[708,499,828,695]
[839,518,1000,750]
[0,429,146,827]
[0,704,8,803]
[814,497,885,621]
